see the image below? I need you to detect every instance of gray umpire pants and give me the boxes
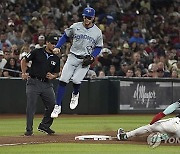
[26,78,55,132]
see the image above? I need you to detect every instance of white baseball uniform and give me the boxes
[126,117,180,138]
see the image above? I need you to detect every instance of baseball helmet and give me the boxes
[82,7,95,17]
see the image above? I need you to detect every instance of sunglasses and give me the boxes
[84,16,93,20]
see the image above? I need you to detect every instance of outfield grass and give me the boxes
[0,114,178,154]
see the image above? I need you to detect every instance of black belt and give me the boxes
[30,76,49,82]
[70,52,85,59]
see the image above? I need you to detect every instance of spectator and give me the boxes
[35,35,46,49]
[118,61,129,77]
[19,44,31,60]
[110,46,122,70]
[125,68,134,77]
[129,52,145,73]
[107,65,118,76]
[98,70,106,78]
[121,43,132,64]
[156,61,170,78]
[176,60,180,78]
[119,23,129,43]
[3,50,11,61]
[3,57,20,77]
[85,69,97,79]
[144,63,158,78]
[10,28,25,48]
[69,0,82,14]
[129,29,146,45]
[0,31,12,50]
[167,48,178,70]
[134,68,142,77]
[98,48,112,73]
[145,39,158,59]
[0,50,7,76]
[170,67,178,78]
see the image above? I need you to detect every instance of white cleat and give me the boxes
[70,93,79,109]
[51,105,61,118]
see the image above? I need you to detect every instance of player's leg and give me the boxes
[25,78,39,136]
[117,122,164,140]
[70,65,89,109]
[51,54,82,117]
[39,82,55,134]
[127,125,151,138]
[126,119,173,139]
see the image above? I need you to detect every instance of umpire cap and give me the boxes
[46,34,59,44]
[82,7,95,17]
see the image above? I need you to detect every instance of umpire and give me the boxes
[21,34,60,136]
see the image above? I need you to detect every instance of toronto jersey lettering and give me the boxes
[65,22,103,56]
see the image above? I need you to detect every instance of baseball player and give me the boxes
[117,99,180,140]
[51,7,103,118]
[117,114,180,140]
[21,34,60,136]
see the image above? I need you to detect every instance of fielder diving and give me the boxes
[117,99,180,140]
[51,7,103,118]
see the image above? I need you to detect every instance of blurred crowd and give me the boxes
[0,0,179,79]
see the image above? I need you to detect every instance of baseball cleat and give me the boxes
[24,131,33,136]
[51,105,61,118]
[38,123,55,135]
[117,128,128,140]
[70,92,79,109]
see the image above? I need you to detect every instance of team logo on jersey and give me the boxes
[51,61,56,65]
[87,9,91,13]
[74,34,96,44]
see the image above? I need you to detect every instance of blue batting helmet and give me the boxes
[82,7,95,17]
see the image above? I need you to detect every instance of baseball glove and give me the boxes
[82,55,94,67]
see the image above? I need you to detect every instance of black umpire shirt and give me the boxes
[25,47,60,79]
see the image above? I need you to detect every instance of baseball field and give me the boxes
[0,114,179,154]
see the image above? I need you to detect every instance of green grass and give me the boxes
[1,143,179,154]
[0,115,153,136]
[0,114,178,154]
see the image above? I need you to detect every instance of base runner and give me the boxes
[117,99,180,140]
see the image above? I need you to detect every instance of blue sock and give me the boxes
[56,82,66,106]
[73,83,80,95]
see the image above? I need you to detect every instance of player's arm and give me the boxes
[150,99,180,125]
[53,33,69,54]
[91,47,102,57]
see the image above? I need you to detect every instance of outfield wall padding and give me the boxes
[0,77,179,114]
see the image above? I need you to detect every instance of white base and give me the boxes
[75,135,112,141]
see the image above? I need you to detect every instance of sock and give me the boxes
[56,81,67,106]
[163,102,180,115]
[150,112,165,125]
[73,83,80,95]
